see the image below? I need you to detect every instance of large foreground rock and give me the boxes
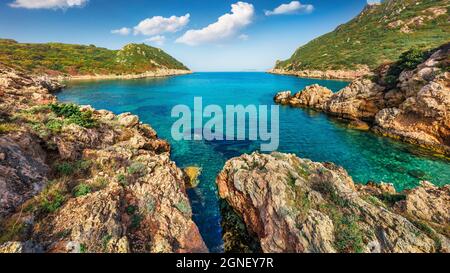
[217,152,449,253]
[0,65,207,253]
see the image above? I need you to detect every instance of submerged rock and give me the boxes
[217,152,449,253]
[184,166,202,188]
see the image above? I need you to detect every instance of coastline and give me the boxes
[52,68,193,82]
[268,68,372,81]
[273,44,450,157]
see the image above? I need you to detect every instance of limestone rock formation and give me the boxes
[400,181,449,227]
[274,43,450,155]
[324,79,386,121]
[274,85,333,110]
[0,133,49,219]
[217,152,449,253]
[0,65,207,253]
[273,91,292,105]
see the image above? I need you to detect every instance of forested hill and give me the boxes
[275,0,450,72]
[0,39,189,76]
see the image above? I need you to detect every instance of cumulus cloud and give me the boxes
[133,14,190,36]
[367,0,381,4]
[111,27,131,36]
[264,1,314,16]
[176,2,254,46]
[144,35,166,46]
[9,0,88,9]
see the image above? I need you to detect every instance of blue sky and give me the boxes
[0,0,374,71]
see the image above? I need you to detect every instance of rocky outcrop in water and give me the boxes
[0,65,207,253]
[217,152,449,253]
[274,84,333,110]
[274,43,450,155]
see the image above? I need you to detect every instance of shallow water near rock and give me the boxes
[58,72,450,252]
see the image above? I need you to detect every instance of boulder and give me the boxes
[273,91,292,104]
[401,181,450,227]
[324,78,386,121]
[292,84,333,110]
[117,113,139,128]
[217,152,448,253]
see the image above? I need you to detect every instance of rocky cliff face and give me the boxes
[0,65,207,253]
[217,152,449,253]
[274,43,450,155]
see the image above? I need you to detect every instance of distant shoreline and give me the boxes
[51,69,192,82]
[268,68,372,81]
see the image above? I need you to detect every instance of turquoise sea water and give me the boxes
[58,72,450,252]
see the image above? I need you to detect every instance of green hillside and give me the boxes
[0,39,188,75]
[275,0,450,71]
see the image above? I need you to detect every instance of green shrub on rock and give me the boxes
[50,103,96,128]
[334,215,365,253]
[54,160,92,177]
[127,162,146,175]
[73,183,92,197]
[40,191,66,213]
[385,48,431,87]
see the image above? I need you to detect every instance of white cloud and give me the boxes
[176,2,254,46]
[134,14,190,36]
[144,35,166,46]
[238,34,249,41]
[264,1,314,16]
[367,0,381,4]
[9,0,88,9]
[111,27,131,36]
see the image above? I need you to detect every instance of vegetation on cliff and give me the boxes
[0,39,188,76]
[275,0,449,71]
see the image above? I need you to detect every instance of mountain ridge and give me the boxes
[0,39,189,77]
[274,0,450,75]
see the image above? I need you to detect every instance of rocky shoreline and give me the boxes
[268,66,372,81]
[274,43,450,156]
[217,152,449,253]
[0,65,207,253]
